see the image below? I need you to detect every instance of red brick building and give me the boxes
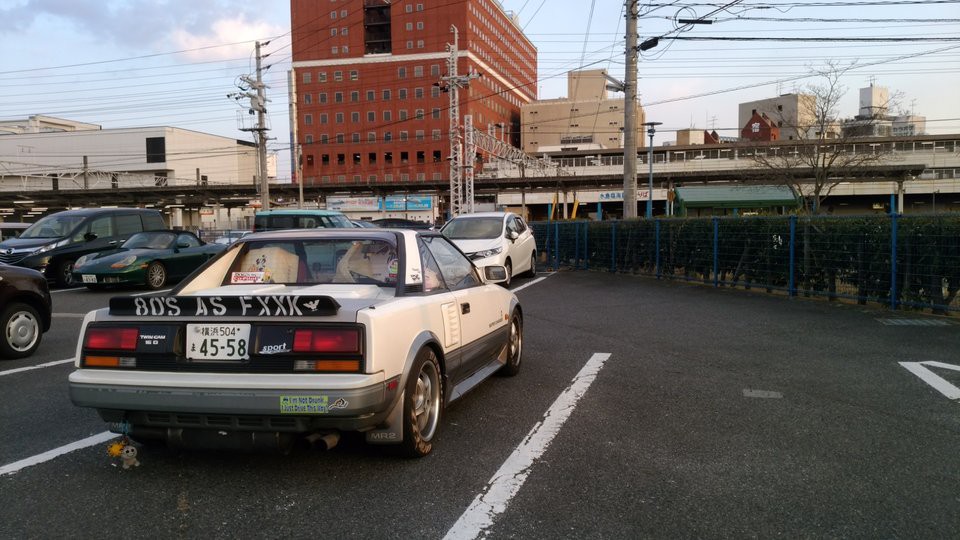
[290,0,537,187]
[741,111,780,142]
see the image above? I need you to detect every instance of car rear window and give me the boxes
[224,239,399,287]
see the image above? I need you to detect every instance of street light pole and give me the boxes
[643,121,662,218]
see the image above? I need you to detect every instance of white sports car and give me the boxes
[68,229,522,457]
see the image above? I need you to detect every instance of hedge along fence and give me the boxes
[531,215,960,314]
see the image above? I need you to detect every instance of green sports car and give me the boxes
[72,230,225,290]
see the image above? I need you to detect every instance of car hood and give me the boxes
[75,248,151,268]
[0,237,57,251]
[448,238,504,254]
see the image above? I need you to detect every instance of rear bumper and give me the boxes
[69,369,399,433]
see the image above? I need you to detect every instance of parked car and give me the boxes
[253,209,353,232]
[71,230,225,290]
[351,220,379,228]
[440,211,537,286]
[371,218,433,230]
[0,208,166,287]
[0,263,52,359]
[68,228,521,457]
[213,230,253,244]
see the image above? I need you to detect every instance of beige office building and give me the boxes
[738,94,817,141]
[521,70,646,153]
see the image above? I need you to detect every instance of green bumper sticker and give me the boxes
[280,395,329,414]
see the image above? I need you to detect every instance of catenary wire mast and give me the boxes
[230,40,272,210]
[434,26,480,218]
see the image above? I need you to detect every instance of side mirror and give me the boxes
[507,230,519,242]
[483,265,508,284]
[83,232,98,242]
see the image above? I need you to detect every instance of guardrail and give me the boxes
[533,215,960,314]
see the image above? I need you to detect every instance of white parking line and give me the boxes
[0,358,74,378]
[0,431,116,476]
[51,287,85,293]
[444,352,612,540]
[511,273,553,293]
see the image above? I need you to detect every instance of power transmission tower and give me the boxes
[231,40,272,210]
[434,26,480,218]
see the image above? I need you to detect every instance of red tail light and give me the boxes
[293,328,360,353]
[85,327,139,350]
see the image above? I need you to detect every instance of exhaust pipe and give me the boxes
[305,431,340,451]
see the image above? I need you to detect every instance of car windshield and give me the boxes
[222,238,399,287]
[123,232,175,249]
[442,217,503,240]
[19,214,85,239]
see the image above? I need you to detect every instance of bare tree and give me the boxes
[751,62,898,214]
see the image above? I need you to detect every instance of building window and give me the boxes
[416,22,424,30]
[334,71,343,81]
[336,112,344,123]
[433,150,442,162]
[330,11,337,19]
[384,132,393,142]
[416,3,424,11]
[417,40,424,49]
[398,88,407,100]
[369,153,377,164]
[398,67,406,79]
[416,130,424,141]
[415,87,423,99]
[400,151,409,163]
[432,108,441,119]
[321,154,328,166]
[367,111,376,122]
[368,132,376,142]
[337,154,345,165]
[336,133,344,144]
[352,133,360,143]
[351,112,360,123]
[331,28,338,37]
[340,9,347,17]
[405,22,413,31]
[383,110,392,121]
[385,152,393,164]
[431,64,440,77]
[432,86,441,98]
[305,114,313,125]
[331,46,338,55]
[406,40,413,49]
[319,93,327,103]
[302,72,312,84]
[335,92,343,103]
[415,109,424,120]
[400,131,408,141]
[303,94,312,104]
[383,89,391,100]
[399,110,408,121]
[321,134,328,144]
[305,134,313,144]
[414,66,423,78]
[366,90,375,101]
[320,113,328,124]
[350,70,358,80]
[145,137,166,163]
[342,27,348,36]
[343,45,349,54]
[405,4,412,13]
[432,129,441,140]
[351,91,359,102]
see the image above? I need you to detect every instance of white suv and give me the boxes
[440,211,537,286]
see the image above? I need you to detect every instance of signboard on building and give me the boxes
[383,195,433,211]
[327,196,380,211]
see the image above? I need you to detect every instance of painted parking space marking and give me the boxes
[0,358,74,378]
[51,287,85,294]
[900,361,960,401]
[132,288,173,296]
[878,318,952,326]
[510,273,553,293]
[444,352,612,540]
[0,431,116,476]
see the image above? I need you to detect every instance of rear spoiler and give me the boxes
[109,295,341,317]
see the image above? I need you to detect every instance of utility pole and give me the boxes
[434,26,481,218]
[232,40,272,211]
[623,1,639,219]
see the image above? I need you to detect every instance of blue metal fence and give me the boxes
[532,215,960,314]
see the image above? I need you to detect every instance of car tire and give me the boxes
[525,252,537,277]
[398,347,442,458]
[56,259,77,288]
[502,259,512,288]
[146,262,167,290]
[498,311,523,377]
[0,302,43,359]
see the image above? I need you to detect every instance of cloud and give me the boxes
[0,0,286,58]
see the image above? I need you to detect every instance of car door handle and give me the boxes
[108,240,119,245]
[461,303,470,314]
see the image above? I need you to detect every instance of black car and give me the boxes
[371,218,433,230]
[0,264,52,359]
[0,208,166,287]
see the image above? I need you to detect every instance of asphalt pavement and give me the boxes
[1,273,958,538]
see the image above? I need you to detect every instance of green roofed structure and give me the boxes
[674,185,800,216]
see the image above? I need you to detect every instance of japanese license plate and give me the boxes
[186,324,251,361]
[82,274,97,284]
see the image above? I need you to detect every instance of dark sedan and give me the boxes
[0,264,52,359]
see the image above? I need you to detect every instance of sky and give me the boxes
[1,0,958,182]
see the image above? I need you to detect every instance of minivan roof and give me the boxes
[39,207,158,216]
